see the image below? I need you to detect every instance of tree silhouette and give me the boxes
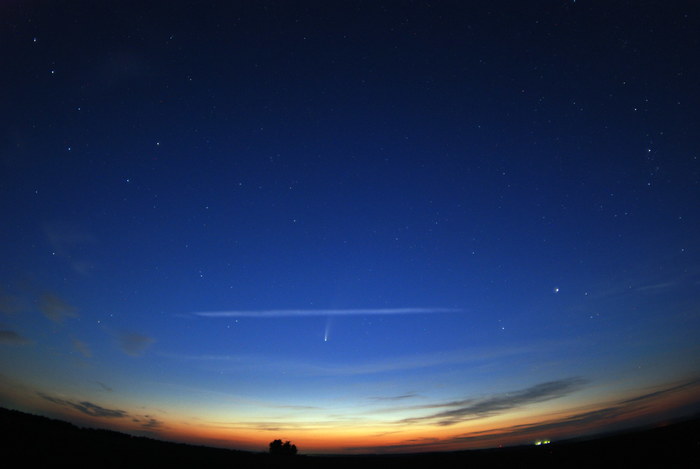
[269,439,297,456]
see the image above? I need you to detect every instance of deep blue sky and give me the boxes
[1,0,699,454]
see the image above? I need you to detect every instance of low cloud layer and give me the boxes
[38,392,165,431]
[38,392,127,418]
[348,377,700,453]
[133,416,163,429]
[400,378,587,426]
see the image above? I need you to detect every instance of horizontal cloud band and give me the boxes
[194,307,462,318]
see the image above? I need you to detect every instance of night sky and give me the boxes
[1,0,699,454]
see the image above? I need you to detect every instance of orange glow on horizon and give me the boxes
[3,375,699,455]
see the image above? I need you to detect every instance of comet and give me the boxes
[324,316,331,342]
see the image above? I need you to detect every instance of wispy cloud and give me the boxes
[133,416,164,429]
[38,391,168,433]
[0,291,27,315]
[43,222,97,275]
[96,381,113,392]
[72,338,92,357]
[193,307,462,318]
[0,329,33,345]
[412,377,700,452]
[369,393,420,402]
[38,392,127,418]
[399,378,587,426]
[635,281,676,292]
[39,292,78,322]
[155,380,325,413]
[118,332,155,356]
[167,345,530,377]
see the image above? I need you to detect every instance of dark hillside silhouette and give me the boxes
[1,407,699,468]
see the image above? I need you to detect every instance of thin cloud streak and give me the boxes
[39,292,78,322]
[118,332,155,357]
[38,392,127,418]
[369,394,420,402]
[194,307,462,318]
[399,378,588,426]
[0,329,33,345]
[165,344,533,377]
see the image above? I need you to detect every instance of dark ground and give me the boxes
[2,407,698,468]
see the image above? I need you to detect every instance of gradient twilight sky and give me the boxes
[1,0,699,454]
